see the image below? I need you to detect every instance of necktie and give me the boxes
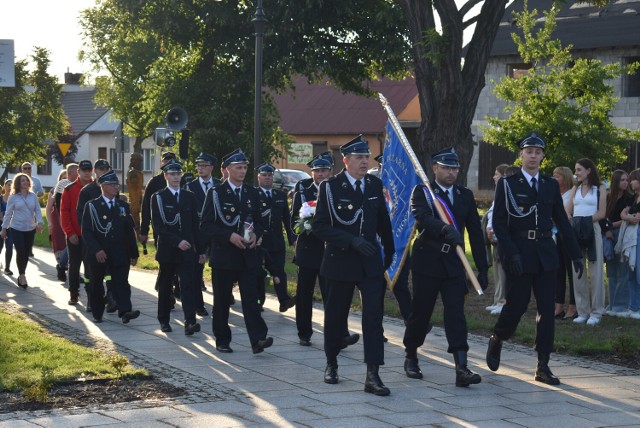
[109,200,114,210]
[531,177,538,198]
[174,191,179,205]
[235,187,241,202]
[355,180,363,205]
[266,190,272,203]
[444,189,453,205]
[203,181,210,192]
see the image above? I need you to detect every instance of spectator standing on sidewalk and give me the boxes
[0,179,14,276]
[565,158,607,326]
[1,173,44,289]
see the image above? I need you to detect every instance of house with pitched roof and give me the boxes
[272,76,420,174]
[471,0,640,190]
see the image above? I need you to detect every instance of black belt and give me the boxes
[516,229,553,240]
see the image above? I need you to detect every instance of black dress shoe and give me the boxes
[216,344,233,353]
[535,365,560,385]
[68,297,78,305]
[196,307,209,317]
[17,278,28,289]
[160,323,172,332]
[93,317,103,323]
[252,337,274,354]
[121,310,140,324]
[185,323,201,336]
[341,333,360,349]
[299,338,311,346]
[279,297,296,313]
[201,282,207,291]
[486,334,502,372]
[4,268,13,276]
[404,358,423,379]
[364,365,390,396]
[324,363,339,384]
[383,335,388,343]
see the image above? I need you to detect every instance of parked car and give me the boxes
[273,169,311,194]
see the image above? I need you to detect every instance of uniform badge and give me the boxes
[103,215,107,220]
[226,215,231,220]
[519,206,525,211]
[348,204,353,210]
[230,207,235,212]
[263,202,266,206]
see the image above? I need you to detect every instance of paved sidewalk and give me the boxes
[1,247,640,427]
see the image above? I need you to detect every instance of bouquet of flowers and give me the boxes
[294,200,317,235]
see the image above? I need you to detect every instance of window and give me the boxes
[98,147,107,160]
[623,57,640,97]
[142,148,155,172]
[507,63,532,79]
[109,149,121,171]
[37,149,53,175]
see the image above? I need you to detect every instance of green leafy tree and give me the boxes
[79,0,615,181]
[482,2,640,174]
[0,48,67,181]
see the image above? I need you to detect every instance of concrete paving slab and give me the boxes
[2,246,640,427]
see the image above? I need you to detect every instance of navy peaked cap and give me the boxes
[161,160,183,173]
[340,135,370,156]
[518,132,546,150]
[195,152,216,165]
[255,162,276,173]
[221,149,249,167]
[98,170,119,184]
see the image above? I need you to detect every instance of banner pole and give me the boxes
[378,93,483,295]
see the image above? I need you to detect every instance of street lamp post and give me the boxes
[253,0,267,182]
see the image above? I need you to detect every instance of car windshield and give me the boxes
[281,170,310,184]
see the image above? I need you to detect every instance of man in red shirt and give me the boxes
[60,160,94,306]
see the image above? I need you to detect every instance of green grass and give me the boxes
[0,309,147,392]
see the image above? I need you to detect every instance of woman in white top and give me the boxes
[1,173,44,288]
[565,159,607,325]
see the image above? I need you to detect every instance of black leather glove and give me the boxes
[384,252,393,270]
[572,258,584,279]
[441,224,463,247]
[509,254,523,276]
[351,237,376,257]
[477,270,489,291]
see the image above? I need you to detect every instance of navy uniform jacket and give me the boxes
[313,172,394,282]
[81,197,139,265]
[257,187,295,251]
[151,188,204,263]
[187,177,222,217]
[141,172,166,236]
[291,178,324,269]
[493,170,581,273]
[76,181,102,227]
[200,181,265,271]
[410,184,488,278]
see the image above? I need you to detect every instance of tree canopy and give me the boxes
[79,0,622,182]
[0,48,67,181]
[482,3,640,175]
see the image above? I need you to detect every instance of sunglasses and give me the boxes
[22,167,32,170]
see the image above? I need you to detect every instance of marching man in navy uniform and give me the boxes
[292,153,360,348]
[200,149,273,354]
[152,160,204,335]
[187,152,222,314]
[487,132,583,385]
[255,162,296,312]
[403,147,488,387]
[313,136,394,396]
[81,171,140,324]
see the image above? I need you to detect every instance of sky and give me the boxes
[1,0,97,83]
[1,0,481,85]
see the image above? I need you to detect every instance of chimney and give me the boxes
[64,72,83,85]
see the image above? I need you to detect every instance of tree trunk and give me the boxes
[397,0,508,185]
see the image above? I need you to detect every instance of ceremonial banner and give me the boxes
[380,120,419,288]
[378,93,483,294]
